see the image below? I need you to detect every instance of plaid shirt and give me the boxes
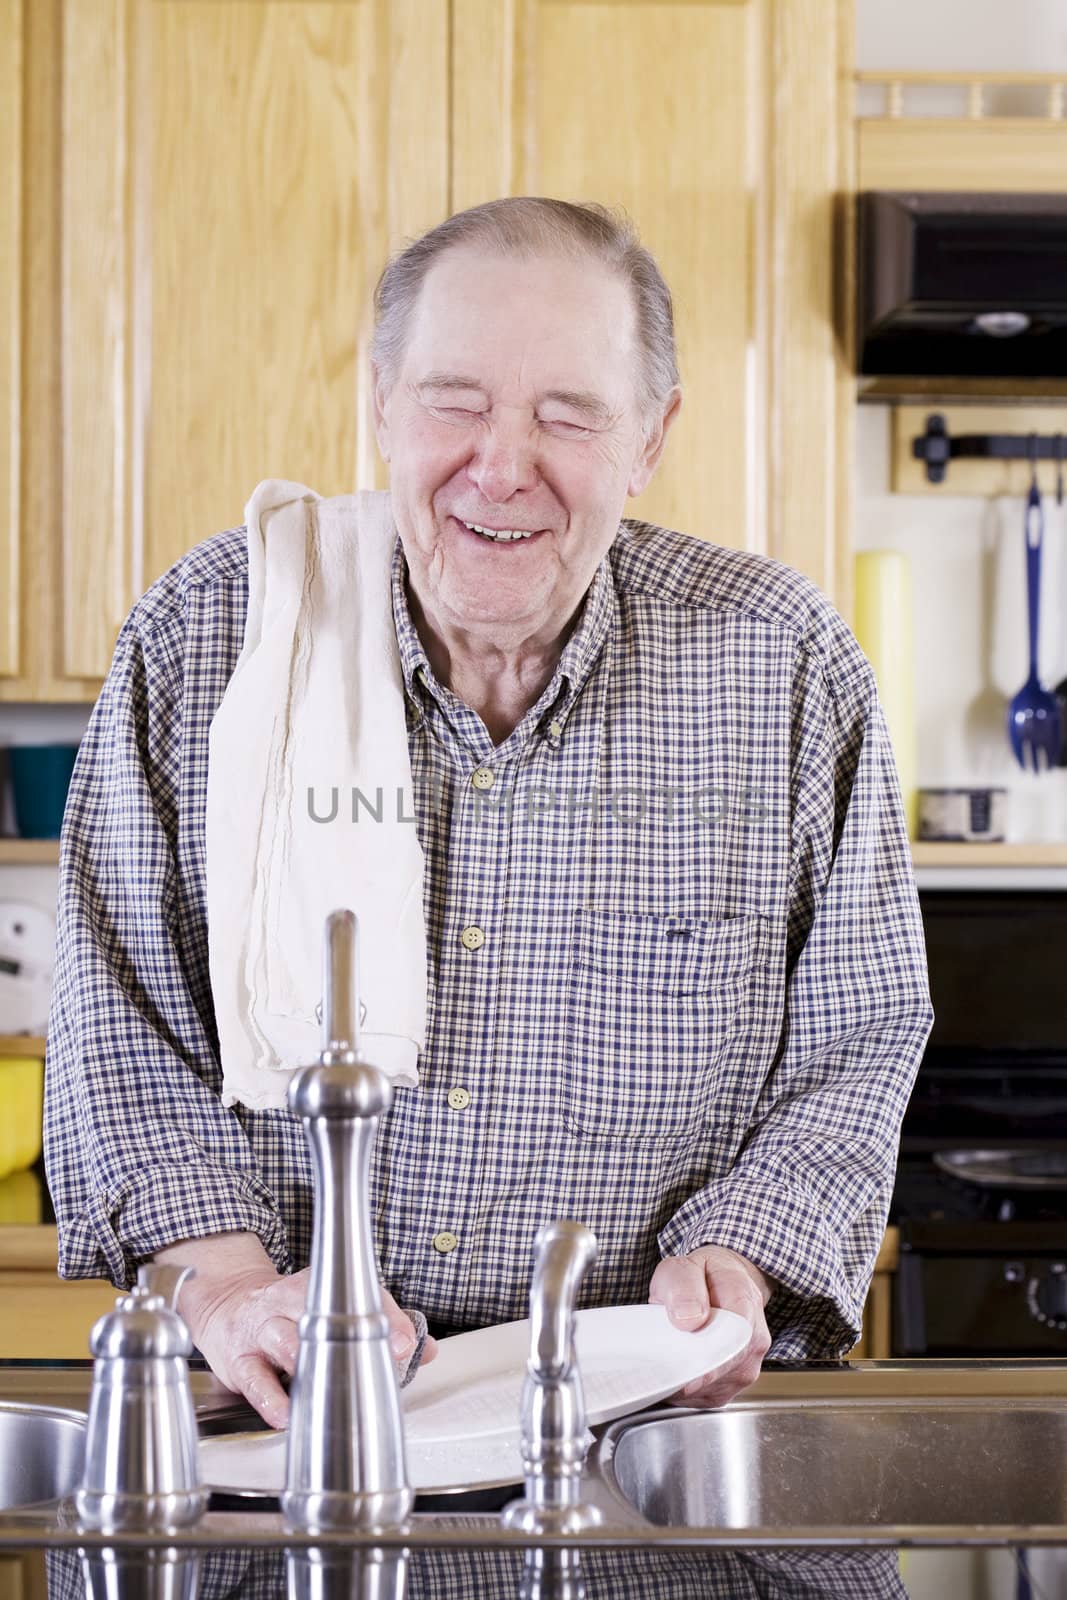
[46,1545,910,1599]
[44,517,932,1359]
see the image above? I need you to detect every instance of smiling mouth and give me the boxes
[454,517,546,545]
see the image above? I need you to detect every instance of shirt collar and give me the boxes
[391,537,433,699]
[390,532,618,736]
[541,548,616,735]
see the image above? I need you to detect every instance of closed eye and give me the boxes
[429,406,592,435]
[540,418,593,435]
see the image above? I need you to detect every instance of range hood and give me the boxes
[857,192,1067,377]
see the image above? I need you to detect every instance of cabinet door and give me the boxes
[452,0,853,602]
[5,0,448,699]
[0,0,20,685]
[0,1272,117,1359]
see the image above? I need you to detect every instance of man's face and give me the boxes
[373,247,678,641]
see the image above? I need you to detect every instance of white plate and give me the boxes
[404,1304,749,1442]
[200,1427,531,1498]
[201,1304,749,1496]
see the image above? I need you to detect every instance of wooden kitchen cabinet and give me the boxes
[849,1228,899,1360]
[452,0,855,601]
[3,0,449,698]
[0,1227,115,1359]
[2,0,854,701]
[0,1555,45,1600]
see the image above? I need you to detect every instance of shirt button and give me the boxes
[471,766,495,791]
[460,925,485,951]
[432,1230,459,1254]
[447,1086,471,1111]
[548,720,563,739]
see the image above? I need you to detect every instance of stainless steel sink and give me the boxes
[0,1401,86,1509]
[597,1399,1067,1537]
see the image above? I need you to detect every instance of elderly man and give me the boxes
[45,197,932,1430]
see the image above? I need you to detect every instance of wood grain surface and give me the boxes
[859,117,1067,193]
[0,0,21,681]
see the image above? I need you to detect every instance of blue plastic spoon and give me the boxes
[1007,482,1062,773]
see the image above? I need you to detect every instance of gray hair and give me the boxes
[370,197,680,433]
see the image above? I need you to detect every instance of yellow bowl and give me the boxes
[0,1165,42,1223]
[0,1056,44,1180]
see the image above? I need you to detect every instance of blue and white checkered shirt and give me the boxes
[44,517,932,1359]
[47,1543,909,1599]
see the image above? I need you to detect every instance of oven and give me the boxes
[891,889,1067,1356]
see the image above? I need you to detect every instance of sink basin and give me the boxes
[0,1401,85,1509]
[597,1400,1067,1537]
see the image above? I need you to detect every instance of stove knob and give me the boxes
[1026,1264,1067,1331]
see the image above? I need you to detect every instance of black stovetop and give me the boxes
[892,1149,1067,1228]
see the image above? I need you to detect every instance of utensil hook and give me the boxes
[1028,432,1040,496]
[1026,435,1043,538]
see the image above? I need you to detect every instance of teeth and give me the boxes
[461,520,534,542]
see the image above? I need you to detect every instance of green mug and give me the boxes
[8,743,80,839]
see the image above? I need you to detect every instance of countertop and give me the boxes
[5,1353,1067,1417]
[4,1360,1067,1553]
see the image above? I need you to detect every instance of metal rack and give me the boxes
[913,413,1067,495]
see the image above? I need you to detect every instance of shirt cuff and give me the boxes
[658,1169,878,1359]
[57,1163,292,1289]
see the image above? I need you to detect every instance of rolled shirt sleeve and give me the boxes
[44,603,292,1288]
[658,648,933,1358]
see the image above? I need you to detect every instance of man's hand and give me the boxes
[154,1232,436,1429]
[648,1244,772,1408]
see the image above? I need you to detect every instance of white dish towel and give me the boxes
[206,479,427,1111]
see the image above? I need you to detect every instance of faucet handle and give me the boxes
[290,909,391,1123]
[322,907,360,1056]
[135,1263,194,1313]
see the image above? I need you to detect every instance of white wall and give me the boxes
[856,0,1067,71]
[855,412,1067,839]
[854,0,1067,842]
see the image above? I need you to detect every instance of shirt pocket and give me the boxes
[563,909,766,1141]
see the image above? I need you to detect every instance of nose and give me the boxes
[466,413,540,503]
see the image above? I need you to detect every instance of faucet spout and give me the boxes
[282,909,413,1535]
[529,1222,597,1383]
[502,1220,603,1536]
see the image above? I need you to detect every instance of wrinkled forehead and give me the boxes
[400,244,640,397]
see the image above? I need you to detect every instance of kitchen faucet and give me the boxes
[503,1219,603,1538]
[282,908,413,1536]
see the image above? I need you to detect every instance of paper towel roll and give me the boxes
[853,551,918,839]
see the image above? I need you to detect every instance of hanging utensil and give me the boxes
[1051,436,1067,768]
[1007,456,1062,773]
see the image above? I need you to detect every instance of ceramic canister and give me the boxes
[853,552,918,838]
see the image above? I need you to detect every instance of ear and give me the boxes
[627,389,682,498]
[371,362,391,463]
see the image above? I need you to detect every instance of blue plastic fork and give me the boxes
[1007,482,1062,773]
